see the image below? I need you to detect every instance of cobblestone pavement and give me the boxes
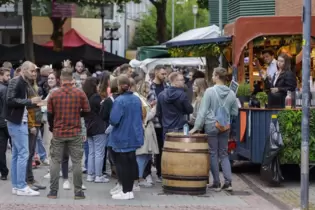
[0,152,281,210]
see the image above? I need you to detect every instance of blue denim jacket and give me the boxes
[108,91,144,152]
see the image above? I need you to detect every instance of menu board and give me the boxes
[229,80,239,94]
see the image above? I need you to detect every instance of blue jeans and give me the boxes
[35,130,47,160]
[87,134,106,176]
[205,123,232,185]
[136,154,151,178]
[7,121,29,189]
[84,141,89,169]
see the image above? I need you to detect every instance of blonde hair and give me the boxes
[192,78,208,103]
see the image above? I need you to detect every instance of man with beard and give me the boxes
[0,67,11,180]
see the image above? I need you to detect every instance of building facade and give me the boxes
[0,4,22,45]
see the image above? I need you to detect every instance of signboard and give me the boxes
[229,80,239,94]
[30,1,113,19]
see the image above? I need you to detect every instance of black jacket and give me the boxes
[84,93,106,136]
[157,86,193,129]
[0,81,8,128]
[101,94,120,128]
[6,76,34,124]
[264,70,297,108]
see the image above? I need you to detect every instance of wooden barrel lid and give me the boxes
[166,132,208,143]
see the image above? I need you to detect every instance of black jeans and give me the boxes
[154,128,164,177]
[0,127,9,176]
[26,127,39,183]
[115,151,138,193]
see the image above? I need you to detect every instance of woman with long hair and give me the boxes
[190,67,239,192]
[82,77,109,183]
[130,79,159,189]
[264,53,297,108]
[189,78,208,126]
[109,75,143,200]
[98,71,111,100]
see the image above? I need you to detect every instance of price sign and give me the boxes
[229,80,239,94]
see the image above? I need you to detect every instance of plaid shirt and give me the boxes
[147,81,168,128]
[47,83,90,138]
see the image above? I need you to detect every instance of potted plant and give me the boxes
[256,92,268,108]
[237,83,251,105]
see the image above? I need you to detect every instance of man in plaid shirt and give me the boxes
[47,68,90,200]
[146,65,168,182]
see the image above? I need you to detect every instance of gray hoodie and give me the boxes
[194,85,239,130]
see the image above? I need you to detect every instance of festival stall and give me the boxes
[224,16,315,165]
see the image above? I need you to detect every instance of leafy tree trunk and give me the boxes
[23,0,34,62]
[150,0,167,44]
[50,17,67,51]
[205,55,219,86]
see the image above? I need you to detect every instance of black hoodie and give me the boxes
[157,86,193,130]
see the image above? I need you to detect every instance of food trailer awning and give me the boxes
[165,25,231,48]
[224,16,315,65]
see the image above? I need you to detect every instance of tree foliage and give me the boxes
[196,0,208,10]
[130,0,209,49]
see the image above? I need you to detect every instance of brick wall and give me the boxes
[275,0,315,16]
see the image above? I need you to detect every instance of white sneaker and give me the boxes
[132,183,141,192]
[112,191,134,200]
[86,175,95,182]
[110,183,122,195]
[146,175,153,184]
[41,159,50,165]
[95,175,109,183]
[44,173,51,179]
[82,184,87,190]
[17,186,40,196]
[139,180,153,187]
[82,167,87,173]
[156,176,162,183]
[63,180,71,190]
[12,188,17,195]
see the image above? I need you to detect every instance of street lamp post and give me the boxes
[192,5,198,29]
[100,6,105,70]
[103,22,122,54]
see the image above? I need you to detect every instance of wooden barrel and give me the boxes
[161,132,210,195]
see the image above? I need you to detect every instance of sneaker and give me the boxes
[47,190,57,199]
[41,159,50,166]
[32,181,46,190]
[208,183,221,192]
[82,167,87,173]
[110,183,122,195]
[82,184,87,190]
[139,180,153,187]
[146,175,153,184]
[17,186,40,196]
[86,175,95,182]
[221,183,233,191]
[44,173,51,179]
[112,191,134,200]
[95,175,109,183]
[74,191,85,200]
[132,183,140,192]
[1,175,7,180]
[12,188,17,195]
[156,176,162,183]
[63,180,71,190]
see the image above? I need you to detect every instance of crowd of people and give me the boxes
[0,59,239,200]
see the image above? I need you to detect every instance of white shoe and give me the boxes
[86,175,95,182]
[112,191,134,200]
[41,159,50,165]
[146,175,153,184]
[17,186,40,196]
[139,180,153,187]
[82,167,87,173]
[44,173,51,179]
[63,180,71,190]
[156,176,162,183]
[132,183,141,192]
[95,175,109,183]
[110,183,122,195]
[82,184,87,190]
[12,188,17,195]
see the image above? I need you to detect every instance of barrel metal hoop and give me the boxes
[166,136,207,143]
[163,148,209,153]
[162,174,209,181]
[163,186,206,195]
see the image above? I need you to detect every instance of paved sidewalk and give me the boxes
[0,149,281,210]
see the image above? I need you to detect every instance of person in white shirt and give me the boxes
[255,48,277,81]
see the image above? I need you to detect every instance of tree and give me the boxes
[130,0,209,49]
[196,0,208,10]
[149,0,167,44]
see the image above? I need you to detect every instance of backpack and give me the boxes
[214,88,231,133]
